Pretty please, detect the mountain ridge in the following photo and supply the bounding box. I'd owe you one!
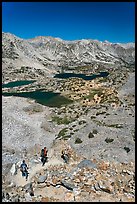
[3,31,134,44]
[2,32,135,83]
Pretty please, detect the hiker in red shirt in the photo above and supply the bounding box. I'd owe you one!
[40,147,48,166]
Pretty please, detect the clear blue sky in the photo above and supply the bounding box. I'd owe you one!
[2,2,135,43]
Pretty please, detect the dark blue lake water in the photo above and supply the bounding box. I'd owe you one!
[2,80,36,88]
[2,90,72,108]
[54,71,109,80]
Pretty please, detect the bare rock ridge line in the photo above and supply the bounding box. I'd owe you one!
[2,32,135,83]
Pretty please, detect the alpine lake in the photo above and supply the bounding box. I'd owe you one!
[2,72,109,108]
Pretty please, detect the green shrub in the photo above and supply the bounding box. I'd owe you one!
[62,135,72,140]
[96,111,106,116]
[74,129,79,132]
[88,132,94,138]
[75,138,82,144]
[92,129,98,134]
[61,116,73,124]
[56,128,68,139]
[91,116,96,119]
[79,120,86,125]
[70,132,74,135]
[107,124,123,128]
[52,116,74,125]
[124,147,130,153]
[105,137,114,143]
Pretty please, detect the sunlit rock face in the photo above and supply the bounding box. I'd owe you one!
[2,32,135,82]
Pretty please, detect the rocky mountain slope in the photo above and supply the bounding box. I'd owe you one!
[2,32,135,202]
[2,32,135,83]
[2,72,135,202]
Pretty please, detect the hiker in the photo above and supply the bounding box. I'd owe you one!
[61,149,69,164]
[20,160,29,181]
[40,147,48,166]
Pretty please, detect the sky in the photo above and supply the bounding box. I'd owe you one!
[2,2,135,43]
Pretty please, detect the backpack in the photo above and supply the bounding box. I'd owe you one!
[21,163,27,172]
[62,153,69,163]
[41,149,45,157]
[44,148,47,157]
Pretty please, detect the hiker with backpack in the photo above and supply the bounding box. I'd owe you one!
[61,149,69,164]
[20,160,29,181]
[40,147,48,166]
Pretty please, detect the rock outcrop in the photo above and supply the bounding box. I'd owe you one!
[2,141,135,202]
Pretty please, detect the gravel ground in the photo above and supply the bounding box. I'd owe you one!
[2,72,135,169]
[2,96,60,166]
[68,72,135,163]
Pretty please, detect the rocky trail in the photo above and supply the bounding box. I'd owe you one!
[12,157,64,187]
[2,139,135,202]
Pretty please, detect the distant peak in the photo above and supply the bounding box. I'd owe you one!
[27,35,64,43]
[2,32,135,45]
[103,40,111,44]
